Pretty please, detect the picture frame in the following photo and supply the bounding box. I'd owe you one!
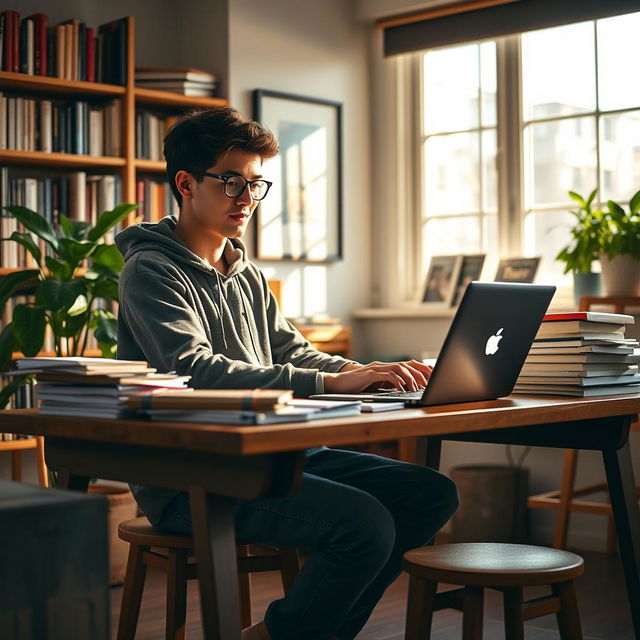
[451,254,486,306]
[494,257,541,283]
[252,89,343,262]
[422,255,462,305]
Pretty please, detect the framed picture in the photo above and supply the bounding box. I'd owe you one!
[451,254,486,306]
[252,89,343,262]
[422,255,462,305]
[494,257,540,283]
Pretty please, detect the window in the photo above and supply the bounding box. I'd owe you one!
[417,12,640,289]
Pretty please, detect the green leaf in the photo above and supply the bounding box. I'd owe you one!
[607,200,626,219]
[58,238,98,267]
[67,294,88,316]
[0,269,40,315]
[94,311,118,345]
[88,203,139,242]
[57,311,88,338]
[38,279,86,312]
[630,190,640,215]
[568,191,586,207]
[59,213,91,241]
[4,205,59,251]
[86,278,119,300]
[98,342,117,358]
[12,304,46,357]
[6,231,42,266]
[0,374,31,410]
[90,243,125,272]
[585,188,598,209]
[45,256,72,280]
[0,323,16,372]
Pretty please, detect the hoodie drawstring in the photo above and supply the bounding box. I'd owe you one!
[237,279,262,361]
[213,269,228,349]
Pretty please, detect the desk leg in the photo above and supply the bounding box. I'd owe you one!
[603,441,640,640]
[416,436,442,470]
[56,469,90,492]
[189,485,241,640]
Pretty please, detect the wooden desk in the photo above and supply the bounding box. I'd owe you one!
[3,395,640,639]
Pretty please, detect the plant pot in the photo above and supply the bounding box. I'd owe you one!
[88,483,138,585]
[599,253,640,295]
[572,271,602,306]
[450,464,529,543]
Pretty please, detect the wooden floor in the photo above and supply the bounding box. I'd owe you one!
[110,548,633,639]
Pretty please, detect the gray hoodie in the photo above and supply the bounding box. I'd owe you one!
[115,215,354,523]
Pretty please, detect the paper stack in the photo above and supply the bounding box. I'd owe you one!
[135,67,218,97]
[514,312,640,397]
[11,357,192,418]
[127,389,362,425]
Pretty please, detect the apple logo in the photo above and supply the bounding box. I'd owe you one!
[485,328,504,355]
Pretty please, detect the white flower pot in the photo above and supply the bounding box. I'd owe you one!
[599,253,640,296]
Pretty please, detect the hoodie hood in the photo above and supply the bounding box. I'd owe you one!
[115,215,248,278]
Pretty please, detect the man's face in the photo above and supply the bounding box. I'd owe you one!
[185,149,264,241]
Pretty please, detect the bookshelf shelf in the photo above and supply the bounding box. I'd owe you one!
[134,159,166,173]
[0,149,126,168]
[0,439,38,451]
[134,87,226,109]
[0,71,126,97]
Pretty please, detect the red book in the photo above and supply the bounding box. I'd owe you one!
[85,26,95,82]
[11,9,19,72]
[2,11,17,72]
[543,312,635,325]
[26,13,47,76]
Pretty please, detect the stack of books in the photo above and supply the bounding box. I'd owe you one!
[127,388,362,425]
[11,357,191,418]
[134,67,218,97]
[514,312,640,397]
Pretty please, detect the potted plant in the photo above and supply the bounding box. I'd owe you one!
[0,203,138,408]
[555,189,603,305]
[598,189,640,295]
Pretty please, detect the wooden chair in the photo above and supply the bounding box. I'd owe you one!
[404,543,584,640]
[528,294,640,554]
[116,517,300,640]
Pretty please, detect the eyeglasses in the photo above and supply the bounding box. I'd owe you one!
[199,172,273,201]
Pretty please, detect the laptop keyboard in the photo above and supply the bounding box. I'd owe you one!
[376,389,424,400]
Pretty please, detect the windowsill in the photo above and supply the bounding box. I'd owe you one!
[352,291,578,320]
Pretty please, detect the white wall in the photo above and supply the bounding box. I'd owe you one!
[228,0,372,322]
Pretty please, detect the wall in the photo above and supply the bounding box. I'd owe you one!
[228,0,372,322]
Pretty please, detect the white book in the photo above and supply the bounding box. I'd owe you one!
[361,402,406,412]
[533,337,638,347]
[520,363,638,374]
[70,171,86,221]
[0,93,6,150]
[536,321,626,338]
[15,97,23,151]
[525,353,640,364]
[7,97,15,149]
[517,374,640,386]
[40,100,52,152]
[513,384,640,397]
[89,108,104,156]
[529,345,635,355]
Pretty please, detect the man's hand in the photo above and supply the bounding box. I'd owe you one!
[323,360,433,393]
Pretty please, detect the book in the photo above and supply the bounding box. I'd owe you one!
[533,338,638,347]
[520,363,638,375]
[135,81,215,97]
[14,356,153,373]
[144,399,362,425]
[516,374,640,386]
[34,371,191,387]
[126,388,294,411]
[360,401,406,412]
[512,384,640,397]
[536,321,626,337]
[529,345,635,355]
[525,353,640,364]
[543,312,635,324]
[135,66,217,83]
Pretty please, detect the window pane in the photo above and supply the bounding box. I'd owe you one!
[600,111,640,202]
[424,132,480,215]
[523,210,574,286]
[424,45,480,134]
[482,129,497,212]
[598,13,640,111]
[481,42,497,127]
[524,117,597,207]
[422,216,482,269]
[522,22,595,120]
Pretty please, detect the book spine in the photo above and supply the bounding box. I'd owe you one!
[26,18,34,75]
[55,24,64,79]
[40,100,52,152]
[46,25,54,76]
[12,10,19,73]
[19,17,26,74]
[85,26,95,82]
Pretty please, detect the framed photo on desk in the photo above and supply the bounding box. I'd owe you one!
[253,89,343,262]
[494,257,540,283]
[422,255,461,305]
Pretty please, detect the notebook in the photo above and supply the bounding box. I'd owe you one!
[312,281,556,407]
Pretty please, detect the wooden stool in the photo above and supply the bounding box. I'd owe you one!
[528,294,640,554]
[404,543,584,640]
[116,517,300,640]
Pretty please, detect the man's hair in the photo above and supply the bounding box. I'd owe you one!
[164,106,279,207]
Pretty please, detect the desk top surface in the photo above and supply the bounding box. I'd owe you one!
[2,394,639,456]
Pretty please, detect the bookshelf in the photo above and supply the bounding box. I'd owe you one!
[0,13,227,476]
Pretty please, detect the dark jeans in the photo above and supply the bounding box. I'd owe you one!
[156,447,459,640]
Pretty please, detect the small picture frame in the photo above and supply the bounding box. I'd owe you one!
[422,255,462,305]
[494,257,540,283]
[451,254,486,306]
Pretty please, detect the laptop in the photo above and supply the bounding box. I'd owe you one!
[312,281,556,407]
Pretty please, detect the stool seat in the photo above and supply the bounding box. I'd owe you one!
[404,543,584,586]
[118,517,194,549]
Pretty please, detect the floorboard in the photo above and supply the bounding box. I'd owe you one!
[109,548,633,639]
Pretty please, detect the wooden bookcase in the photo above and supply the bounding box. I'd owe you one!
[0,14,227,480]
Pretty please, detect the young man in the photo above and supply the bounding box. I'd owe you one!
[116,107,458,640]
